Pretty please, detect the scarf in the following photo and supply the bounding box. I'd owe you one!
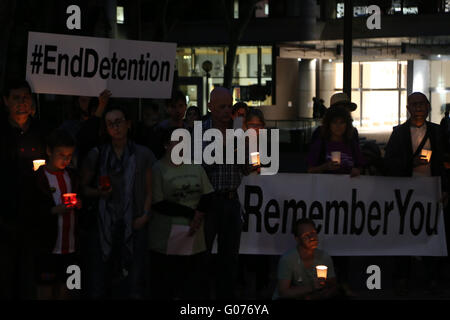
[97,141,136,265]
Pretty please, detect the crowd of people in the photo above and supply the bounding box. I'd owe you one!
[1,78,450,300]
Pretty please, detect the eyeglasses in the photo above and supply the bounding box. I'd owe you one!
[106,118,126,128]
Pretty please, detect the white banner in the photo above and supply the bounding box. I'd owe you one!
[238,174,448,256]
[26,32,176,98]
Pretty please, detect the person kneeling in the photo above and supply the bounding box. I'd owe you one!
[273,218,338,300]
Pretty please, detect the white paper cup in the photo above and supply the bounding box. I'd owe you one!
[316,265,328,279]
[250,152,260,166]
[331,151,341,164]
[33,159,46,171]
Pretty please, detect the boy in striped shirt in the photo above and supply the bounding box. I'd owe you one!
[22,129,82,300]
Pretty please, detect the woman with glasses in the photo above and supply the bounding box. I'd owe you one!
[80,104,155,299]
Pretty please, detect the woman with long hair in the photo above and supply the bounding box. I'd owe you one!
[307,105,365,298]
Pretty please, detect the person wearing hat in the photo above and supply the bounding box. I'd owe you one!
[311,92,358,143]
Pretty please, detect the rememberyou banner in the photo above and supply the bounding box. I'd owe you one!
[26,32,176,98]
[238,174,448,256]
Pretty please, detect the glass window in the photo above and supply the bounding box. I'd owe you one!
[362,61,398,89]
[334,62,360,89]
[351,90,360,123]
[400,90,407,123]
[176,48,193,77]
[362,91,399,128]
[400,61,407,89]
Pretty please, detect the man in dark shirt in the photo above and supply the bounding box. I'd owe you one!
[0,79,47,299]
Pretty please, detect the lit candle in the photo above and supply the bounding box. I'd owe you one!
[316,265,328,280]
[420,149,432,163]
[62,193,78,208]
[331,151,341,164]
[250,152,260,166]
[33,159,46,171]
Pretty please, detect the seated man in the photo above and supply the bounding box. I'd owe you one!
[273,218,338,300]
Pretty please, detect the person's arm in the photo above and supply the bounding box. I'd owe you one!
[384,128,409,176]
[80,149,111,199]
[94,89,111,118]
[277,279,314,299]
[307,138,340,173]
[133,165,152,230]
[304,277,338,300]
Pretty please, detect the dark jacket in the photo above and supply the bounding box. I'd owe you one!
[0,117,47,222]
[384,120,446,187]
[20,166,80,255]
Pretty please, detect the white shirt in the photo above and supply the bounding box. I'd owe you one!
[44,169,76,254]
[410,123,431,177]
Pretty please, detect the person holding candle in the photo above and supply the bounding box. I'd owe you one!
[384,92,447,296]
[306,105,363,297]
[81,104,155,299]
[273,218,338,300]
[148,128,214,299]
[0,79,47,299]
[307,105,364,177]
[20,129,81,300]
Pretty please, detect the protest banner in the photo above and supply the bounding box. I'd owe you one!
[237,174,447,256]
[26,32,176,98]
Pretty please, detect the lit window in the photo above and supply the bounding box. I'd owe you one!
[353,6,368,17]
[337,3,344,18]
[116,6,124,24]
[446,0,450,12]
[403,7,418,15]
[234,0,239,19]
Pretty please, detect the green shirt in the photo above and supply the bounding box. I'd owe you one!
[148,159,214,255]
[273,248,336,300]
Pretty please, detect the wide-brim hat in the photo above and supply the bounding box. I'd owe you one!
[330,92,357,112]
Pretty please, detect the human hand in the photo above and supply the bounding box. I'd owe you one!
[98,89,112,110]
[323,161,340,172]
[75,197,83,210]
[188,210,205,236]
[413,155,429,167]
[133,214,149,230]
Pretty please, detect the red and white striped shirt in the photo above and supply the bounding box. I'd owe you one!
[44,168,76,254]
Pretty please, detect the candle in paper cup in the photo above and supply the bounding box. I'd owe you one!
[33,159,46,171]
[316,265,328,280]
[62,193,78,208]
[331,151,341,164]
[420,149,432,162]
[250,152,260,166]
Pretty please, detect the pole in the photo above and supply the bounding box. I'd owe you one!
[343,0,352,97]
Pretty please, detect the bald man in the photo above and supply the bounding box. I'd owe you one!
[384,92,447,296]
[201,87,245,300]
